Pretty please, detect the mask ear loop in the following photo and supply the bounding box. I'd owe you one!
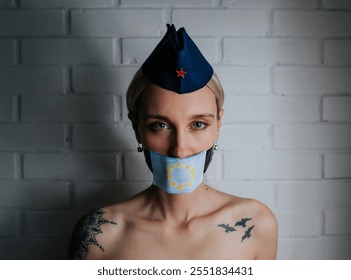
[203,147,213,173]
[204,141,218,173]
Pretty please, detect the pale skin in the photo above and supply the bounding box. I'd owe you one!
[68,84,278,260]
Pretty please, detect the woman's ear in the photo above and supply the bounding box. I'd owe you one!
[216,109,224,139]
[217,109,224,127]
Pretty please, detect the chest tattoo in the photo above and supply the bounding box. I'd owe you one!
[217,217,254,243]
[69,209,117,259]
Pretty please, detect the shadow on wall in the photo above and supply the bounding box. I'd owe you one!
[42,47,148,259]
[0,6,150,260]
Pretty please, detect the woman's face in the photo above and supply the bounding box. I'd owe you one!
[136,83,223,159]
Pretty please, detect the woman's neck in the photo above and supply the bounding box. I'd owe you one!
[146,183,212,226]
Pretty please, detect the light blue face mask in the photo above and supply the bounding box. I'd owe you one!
[149,150,207,194]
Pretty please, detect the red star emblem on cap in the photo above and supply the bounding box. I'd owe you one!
[176,68,187,78]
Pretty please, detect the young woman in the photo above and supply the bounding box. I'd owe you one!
[68,24,278,260]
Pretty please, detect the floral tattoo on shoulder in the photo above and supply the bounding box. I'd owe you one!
[68,209,117,260]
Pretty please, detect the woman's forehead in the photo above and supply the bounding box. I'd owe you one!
[139,83,217,114]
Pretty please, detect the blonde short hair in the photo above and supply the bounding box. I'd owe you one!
[126,69,224,119]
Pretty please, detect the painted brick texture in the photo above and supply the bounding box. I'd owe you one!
[273,11,351,37]
[0,96,13,122]
[0,67,65,95]
[22,39,115,65]
[0,10,65,36]
[0,1,350,260]
[71,10,163,36]
[0,40,15,65]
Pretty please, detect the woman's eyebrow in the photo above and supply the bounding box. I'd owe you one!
[142,114,171,122]
[189,113,215,119]
[143,113,215,121]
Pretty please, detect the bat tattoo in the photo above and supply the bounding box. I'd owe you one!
[235,218,252,227]
[241,225,254,242]
[217,223,237,233]
[68,209,117,260]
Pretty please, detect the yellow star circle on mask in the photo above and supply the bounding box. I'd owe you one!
[167,162,196,189]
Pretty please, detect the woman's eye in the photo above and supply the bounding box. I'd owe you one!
[192,121,207,129]
[150,122,169,130]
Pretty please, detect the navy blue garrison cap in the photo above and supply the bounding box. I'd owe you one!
[141,24,213,94]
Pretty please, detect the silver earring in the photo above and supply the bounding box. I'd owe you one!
[214,142,219,151]
[137,143,143,152]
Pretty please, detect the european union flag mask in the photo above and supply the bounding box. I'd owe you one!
[150,150,206,194]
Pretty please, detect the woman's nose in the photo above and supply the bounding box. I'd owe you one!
[169,130,191,159]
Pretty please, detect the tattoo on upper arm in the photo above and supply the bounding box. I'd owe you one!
[217,217,254,243]
[68,209,117,260]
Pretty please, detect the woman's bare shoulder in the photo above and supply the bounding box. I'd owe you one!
[68,191,146,260]
[224,195,277,234]
[214,190,275,220]
[236,197,278,259]
[67,208,118,260]
[213,191,278,259]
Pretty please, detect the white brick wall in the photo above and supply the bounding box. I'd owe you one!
[214,66,270,93]
[0,10,65,36]
[224,96,320,122]
[0,210,19,237]
[323,97,351,121]
[325,210,351,235]
[0,67,65,94]
[73,124,136,150]
[72,66,137,93]
[324,40,351,65]
[0,124,64,151]
[322,0,351,9]
[0,40,14,65]
[173,9,268,36]
[220,124,270,150]
[324,154,351,178]
[73,181,145,209]
[23,154,118,180]
[223,38,320,65]
[22,39,115,65]
[0,0,350,260]
[0,0,13,8]
[0,96,13,122]
[222,0,316,8]
[0,154,14,179]
[21,0,115,8]
[273,11,351,37]
[121,0,216,7]
[0,181,69,209]
[223,153,322,180]
[277,180,351,209]
[22,96,117,122]
[276,210,322,237]
[274,124,351,149]
[274,67,351,95]
[71,10,163,36]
